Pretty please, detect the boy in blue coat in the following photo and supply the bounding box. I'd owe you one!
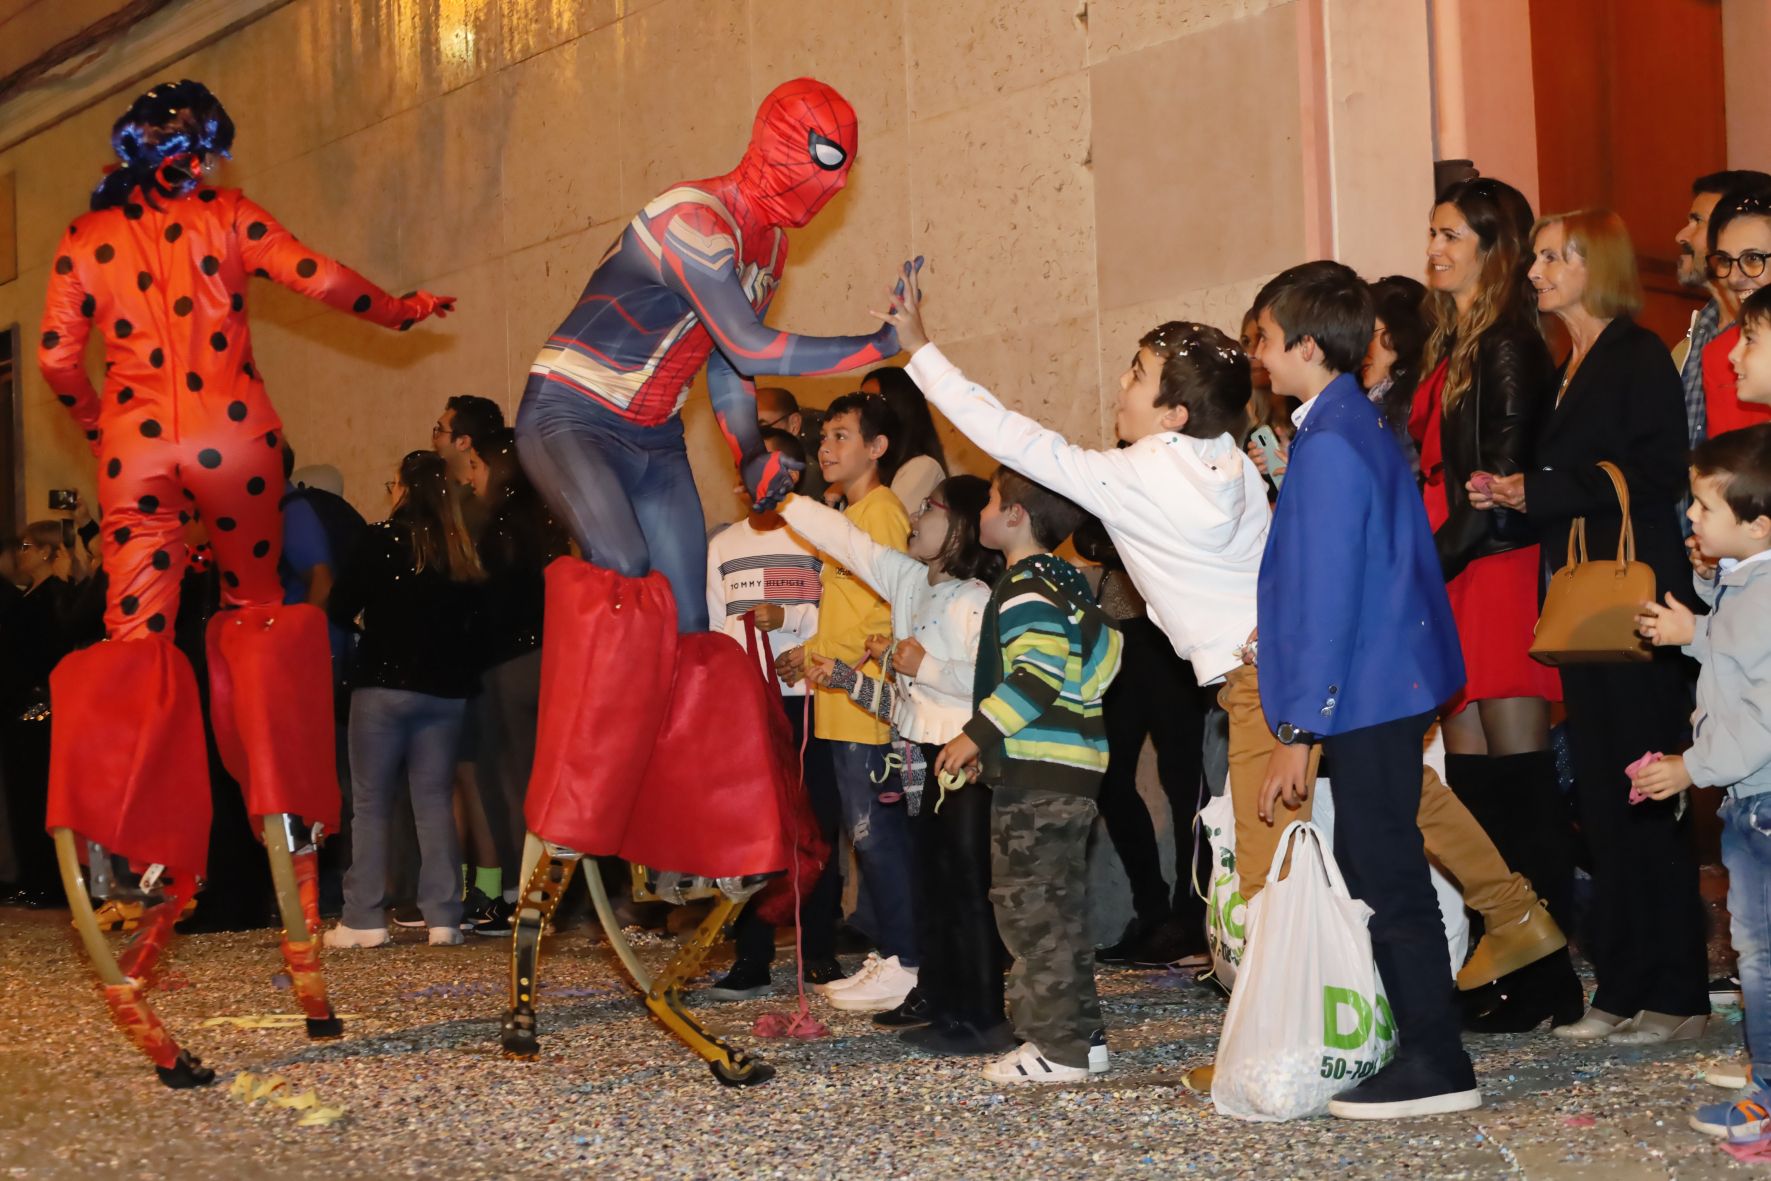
[1250,261,1476,1119]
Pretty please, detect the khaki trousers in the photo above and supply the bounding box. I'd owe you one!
[1218,665,1534,925]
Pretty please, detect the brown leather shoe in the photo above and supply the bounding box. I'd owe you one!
[1456,902,1567,990]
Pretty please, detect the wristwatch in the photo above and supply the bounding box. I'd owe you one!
[1276,722,1318,746]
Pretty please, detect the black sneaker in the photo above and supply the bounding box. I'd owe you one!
[391,904,425,928]
[872,986,932,1027]
[803,957,846,985]
[704,960,773,1001]
[472,897,515,937]
[1326,1055,1481,1120]
[460,887,494,930]
[1128,916,1211,970]
[900,1018,1016,1056]
[1096,917,1157,965]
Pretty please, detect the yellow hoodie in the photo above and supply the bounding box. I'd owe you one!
[802,485,908,743]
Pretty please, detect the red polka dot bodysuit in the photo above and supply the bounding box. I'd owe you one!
[37,176,450,1086]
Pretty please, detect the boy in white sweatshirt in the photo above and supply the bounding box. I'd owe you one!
[876,264,1563,1027]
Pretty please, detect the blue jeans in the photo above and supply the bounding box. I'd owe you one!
[343,688,467,930]
[829,740,918,967]
[515,374,708,632]
[1723,793,1771,1073]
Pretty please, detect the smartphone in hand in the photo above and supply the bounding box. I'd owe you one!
[1249,425,1286,490]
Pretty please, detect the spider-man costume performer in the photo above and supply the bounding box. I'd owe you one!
[37,81,453,1087]
[503,79,894,1082]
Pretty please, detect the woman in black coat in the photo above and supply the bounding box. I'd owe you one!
[1470,209,1709,1044]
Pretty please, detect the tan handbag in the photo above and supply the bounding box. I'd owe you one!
[1529,461,1655,665]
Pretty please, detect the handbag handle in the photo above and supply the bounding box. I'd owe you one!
[1565,460,1637,571]
[1264,820,1351,900]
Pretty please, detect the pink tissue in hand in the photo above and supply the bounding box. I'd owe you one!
[753,1008,830,1039]
[1471,472,1495,496]
[1625,751,1664,803]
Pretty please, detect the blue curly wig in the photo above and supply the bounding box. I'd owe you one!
[91,80,234,211]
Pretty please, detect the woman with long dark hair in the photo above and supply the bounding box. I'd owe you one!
[328,451,485,949]
[461,428,569,934]
[1365,274,1430,461]
[863,366,949,513]
[1414,178,1576,1031]
[1471,210,1710,1044]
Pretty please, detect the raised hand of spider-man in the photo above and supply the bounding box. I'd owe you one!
[742,443,804,513]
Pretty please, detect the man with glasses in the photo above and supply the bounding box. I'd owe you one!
[1700,181,1771,441]
[432,395,505,488]
[756,386,827,503]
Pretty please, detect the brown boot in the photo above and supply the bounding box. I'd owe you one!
[1456,901,1566,990]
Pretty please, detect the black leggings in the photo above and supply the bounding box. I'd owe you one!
[911,742,1006,1027]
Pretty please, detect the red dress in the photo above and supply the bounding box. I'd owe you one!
[1410,361,1562,714]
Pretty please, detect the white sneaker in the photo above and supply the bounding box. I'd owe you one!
[816,952,883,995]
[983,1041,1092,1085]
[323,924,388,949]
[428,926,464,946]
[826,956,917,1011]
[1089,1029,1110,1074]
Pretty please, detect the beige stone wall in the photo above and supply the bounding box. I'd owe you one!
[1,0,1435,527]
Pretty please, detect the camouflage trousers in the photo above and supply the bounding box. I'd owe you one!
[989,785,1103,1070]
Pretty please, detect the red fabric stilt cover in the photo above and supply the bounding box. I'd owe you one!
[46,636,212,881]
[205,603,340,831]
[524,558,679,852]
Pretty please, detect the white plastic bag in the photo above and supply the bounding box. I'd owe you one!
[1196,726,1469,991]
[1211,821,1396,1122]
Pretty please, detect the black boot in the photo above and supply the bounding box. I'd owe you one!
[1462,947,1586,1033]
[1489,750,1575,929]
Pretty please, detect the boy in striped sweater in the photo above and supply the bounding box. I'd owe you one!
[936,467,1123,1084]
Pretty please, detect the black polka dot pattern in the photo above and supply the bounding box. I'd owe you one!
[124,203,143,220]
[252,540,271,558]
[55,256,72,275]
[353,295,372,313]
[80,295,95,318]
[210,332,228,352]
[149,348,164,369]
[264,431,279,448]
[296,258,318,278]
[216,516,237,531]
[147,613,166,633]
[140,420,162,438]
[224,571,239,588]
[246,476,266,495]
[174,296,194,316]
[115,319,133,337]
[95,244,115,264]
[56,393,76,407]
[136,272,152,292]
[201,256,220,275]
[186,372,204,392]
[198,448,222,469]
[41,330,59,349]
[231,293,244,313]
[243,362,258,381]
[228,401,248,421]
[152,550,171,570]
[399,318,416,332]
[164,224,183,243]
[138,495,159,513]
[114,527,131,545]
[254,267,270,279]
[200,189,217,202]
[121,595,140,614]
[117,388,134,404]
[106,458,121,478]
[247,222,267,241]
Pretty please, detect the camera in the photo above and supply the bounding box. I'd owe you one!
[48,488,78,512]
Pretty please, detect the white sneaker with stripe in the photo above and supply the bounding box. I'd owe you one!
[983,1042,1092,1085]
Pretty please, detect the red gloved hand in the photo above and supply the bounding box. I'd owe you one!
[399,292,457,328]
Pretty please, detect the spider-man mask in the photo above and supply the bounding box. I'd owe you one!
[734,78,859,230]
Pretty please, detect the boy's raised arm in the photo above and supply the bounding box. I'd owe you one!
[906,344,1123,519]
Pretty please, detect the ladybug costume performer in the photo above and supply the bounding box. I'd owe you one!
[505,79,895,1082]
[38,81,453,1088]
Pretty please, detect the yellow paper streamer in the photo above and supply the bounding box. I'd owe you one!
[228,1071,346,1127]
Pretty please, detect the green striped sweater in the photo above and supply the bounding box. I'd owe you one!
[963,554,1124,796]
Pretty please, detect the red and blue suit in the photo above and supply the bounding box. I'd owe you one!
[515,79,891,890]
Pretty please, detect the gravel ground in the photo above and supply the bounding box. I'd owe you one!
[0,907,1759,1181]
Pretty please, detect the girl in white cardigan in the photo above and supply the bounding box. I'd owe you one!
[782,476,1010,1051]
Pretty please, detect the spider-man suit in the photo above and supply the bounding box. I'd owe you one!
[515,76,897,633]
[37,80,451,1085]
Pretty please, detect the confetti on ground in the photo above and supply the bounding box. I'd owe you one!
[200,1013,366,1030]
[228,1071,346,1127]
[0,907,1761,1179]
